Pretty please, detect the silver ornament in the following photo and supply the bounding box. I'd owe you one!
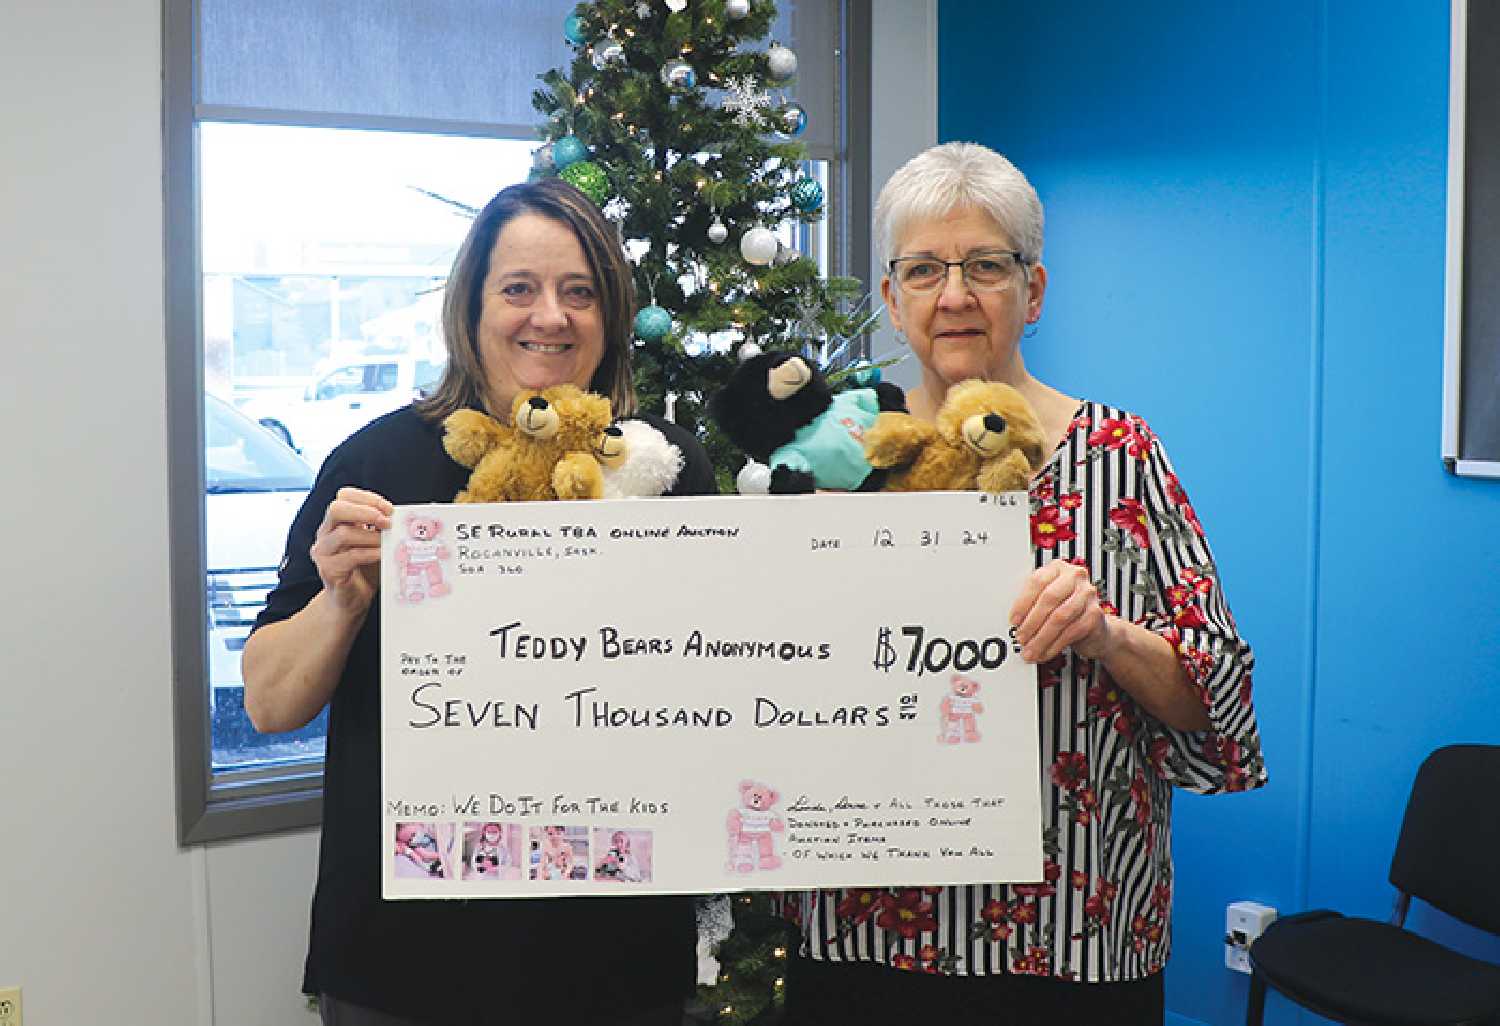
[772,240,799,266]
[592,41,625,70]
[726,0,751,17]
[531,142,555,171]
[707,219,728,244]
[636,1,652,17]
[776,103,808,138]
[660,59,697,89]
[766,44,797,81]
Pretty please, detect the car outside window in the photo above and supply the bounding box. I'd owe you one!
[316,365,365,401]
[370,362,399,392]
[203,395,326,771]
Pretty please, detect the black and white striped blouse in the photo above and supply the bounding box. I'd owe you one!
[788,401,1268,982]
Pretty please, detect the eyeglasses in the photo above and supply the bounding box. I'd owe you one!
[887,250,1027,294]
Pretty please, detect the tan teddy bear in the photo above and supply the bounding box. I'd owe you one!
[862,379,1046,493]
[442,384,620,502]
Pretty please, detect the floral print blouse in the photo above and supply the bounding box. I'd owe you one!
[785,402,1268,982]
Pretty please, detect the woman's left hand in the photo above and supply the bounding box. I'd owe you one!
[1009,561,1113,664]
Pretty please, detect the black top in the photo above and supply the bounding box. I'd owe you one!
[253,405,717,1022]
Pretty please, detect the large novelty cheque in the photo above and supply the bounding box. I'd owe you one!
[381,491,1041,898]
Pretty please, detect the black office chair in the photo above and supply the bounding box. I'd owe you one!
[1247,744,1500,1026]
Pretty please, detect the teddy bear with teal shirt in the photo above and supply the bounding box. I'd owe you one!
[710,351,907,493]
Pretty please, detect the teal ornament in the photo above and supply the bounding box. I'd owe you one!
[552,135,588,168]
[848,360,881,387]
[790,176,823,212]
[563,13,587,44]
[634,305,672,340]
[559,160,610,205]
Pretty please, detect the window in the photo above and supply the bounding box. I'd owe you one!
[168,0,866,843]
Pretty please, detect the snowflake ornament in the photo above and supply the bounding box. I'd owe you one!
[722,75,773,127]
[790,288,824,343]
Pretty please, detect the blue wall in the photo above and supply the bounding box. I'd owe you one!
[937,2,1500,1023]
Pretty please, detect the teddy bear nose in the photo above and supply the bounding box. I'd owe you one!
[528,397,550,411]
[982,413,1008,434]
[604,426,622,438]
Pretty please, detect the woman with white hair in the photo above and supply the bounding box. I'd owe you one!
[781,142,1267,1023]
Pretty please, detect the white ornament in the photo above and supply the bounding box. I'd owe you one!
[708,219,728,244]
[722,75,773,126]
[740,226,778,265]
[736,460,772,495]
[726,0,751,17]
[665,0,687,11]
[636,1,652,16]
[738,340,763,361]
[766,44,798,81]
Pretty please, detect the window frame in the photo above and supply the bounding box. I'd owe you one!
[167,0,872,844]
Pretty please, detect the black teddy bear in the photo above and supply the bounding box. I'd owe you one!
[709,351,907,493]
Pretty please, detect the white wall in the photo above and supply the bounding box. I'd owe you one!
[0,4,933,1023]
[0,0,318,1023]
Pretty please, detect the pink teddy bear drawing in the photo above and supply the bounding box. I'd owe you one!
[395,514,450,603]
[726,780,785,873]
[939,674,984,744]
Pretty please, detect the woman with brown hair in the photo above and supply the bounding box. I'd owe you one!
[243,178,715,1026]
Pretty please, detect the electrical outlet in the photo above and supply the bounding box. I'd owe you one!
[1225,901,1277,973]
[0,985,22,1026]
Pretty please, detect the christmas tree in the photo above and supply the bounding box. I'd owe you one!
[689,892,798,1025]
[531,0,880,489]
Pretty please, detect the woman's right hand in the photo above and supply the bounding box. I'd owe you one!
[310,486,394,617]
